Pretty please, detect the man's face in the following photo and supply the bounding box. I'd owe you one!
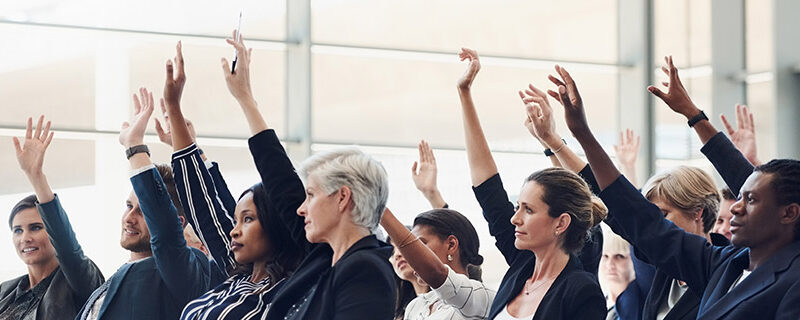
[120,191,152,253]
[729,172,786,248]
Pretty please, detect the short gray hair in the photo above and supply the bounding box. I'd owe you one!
[298,147,389,231]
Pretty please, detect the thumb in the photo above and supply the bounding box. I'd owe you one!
[557,86,573,109]
[411,161,418,175]
[121,122,130,130]
[12,137,22,154]
[647,86,667,100]
[221,58,231,76]
[155,119,165,135]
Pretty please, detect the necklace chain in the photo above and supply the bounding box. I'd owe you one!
[524,277,550,295]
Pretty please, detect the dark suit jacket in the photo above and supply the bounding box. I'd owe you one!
[472,173,606,320]
[246,130,396,320]
[0,195,104,320]
[76,167,212,319]
[599,131,800,320]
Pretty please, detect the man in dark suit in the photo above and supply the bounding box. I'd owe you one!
[76,85,213,320]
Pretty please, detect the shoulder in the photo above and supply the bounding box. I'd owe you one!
[336,247,393,278]
[556,269,603,297]
[0,275,25,295]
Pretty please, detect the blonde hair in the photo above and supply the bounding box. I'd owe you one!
[601,225,631,256]
[642,166,720,233]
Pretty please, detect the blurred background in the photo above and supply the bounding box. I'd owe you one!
[0,0,798,290]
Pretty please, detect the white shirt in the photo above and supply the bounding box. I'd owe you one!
[728,269,752,293]
[404,266,496,320]
[494,305,530,320]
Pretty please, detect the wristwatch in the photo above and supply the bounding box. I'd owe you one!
[125,145,150,159]
[687,110,708,127]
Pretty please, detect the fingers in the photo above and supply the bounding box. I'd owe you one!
[556,85,573,109]
[547,74,566,88]
[221,58,231,77]
[166,59,174,82]
[155,118,165,135]
[41,120,51,142]
[417,140,425,163]
[411,161,418,175]
[133,93,142,115]
[720,114,735,135]
[618,130,624,144]
[546,89,560,102]
[34,115,44,140]
[25,117,33,139]
[44,131,54,148]
[12,137,22,154]
[647,86,667,100]
[635,135,641,149]
[555,65,581,102]
[175,41,185,80]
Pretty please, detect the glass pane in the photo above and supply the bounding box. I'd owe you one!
[653,0,710,67]
[312,53,618,151]
[0,0,286,39]
[653,76,710,160]
[746,81,775,160]
[312,0,618,63]
[0,137,95,195]
[746,0,773,72]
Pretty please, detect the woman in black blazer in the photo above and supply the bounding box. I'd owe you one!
[456,48,606,320]
[222,35,396,320]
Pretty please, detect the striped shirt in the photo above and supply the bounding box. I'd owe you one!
[180,274,284,320]
[404,266,496,320]
[172,144,281,320]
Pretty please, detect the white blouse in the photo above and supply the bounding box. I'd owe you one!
[404,266,496,320]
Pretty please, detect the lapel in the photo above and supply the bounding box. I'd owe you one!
[699,241,800,319]
[95,261,136,319]
[662,285,700,320]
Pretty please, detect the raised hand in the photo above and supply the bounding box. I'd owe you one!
[613,129,640,170]
[547,65,590,138]
[647,56,701,119]
[154,99,197,147]
[457,48,481,91]
[13,116,54,176]
[120,87,155,149]
[163,41,186,111]
[721,104,760,166]
[613,129,641,187]
[520,84,560,148]
[411,140,447,209]
[221,30,254,103]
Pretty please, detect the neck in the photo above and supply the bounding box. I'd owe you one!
[748,234,795,270]
[251,259,270,282]
[26,257,59,290]
[327,223,371,266]
[129,250,153,262]
[607,281,628,303]
[412,281,430,295]
[531,245,570,281]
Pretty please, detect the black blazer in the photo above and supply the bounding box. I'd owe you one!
[472,173,606,320]
[600,132,800,319]
[247,130,396,320]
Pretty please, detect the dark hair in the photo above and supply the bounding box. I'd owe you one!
[9,194,38,229]
[413,209,484,281]
[386,231,421,320]
[234,183,305,281]
[753,159,800,239]
[155,163,186,225]
[525,167,607,253]
[720,187,736,201]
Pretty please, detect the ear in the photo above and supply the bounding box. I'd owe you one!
[780,203,800,227]
[178,216,186,227]
[556,213,572,234]
[693,208,704,222]
[446,234,459,255]
[336,185,353,213]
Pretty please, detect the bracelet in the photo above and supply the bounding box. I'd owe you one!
[551,139,567,154]
[397,232,415,248]
[399,237,420,249]
[544,148,555,157]
[125,145,150,160]
[687,110,708,127]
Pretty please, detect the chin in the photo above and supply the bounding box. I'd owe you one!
[513,239,529,251]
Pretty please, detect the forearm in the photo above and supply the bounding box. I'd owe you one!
[381,210,448,288]
[421,189,447,209]
[167,104,194,151]
[541,135,587,173]
[458,88,498,186]
[238,97,268,135]
[574,131,620,191]
[547,154,562,167]
[24,172,55,203]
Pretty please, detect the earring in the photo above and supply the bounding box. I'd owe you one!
[555,230,559,236]
[447,254,453,262]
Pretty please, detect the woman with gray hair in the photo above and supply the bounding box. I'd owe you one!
[224,35,396,320]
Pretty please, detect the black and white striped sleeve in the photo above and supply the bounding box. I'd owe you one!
[432,266,496,319]
[172,143,238,276]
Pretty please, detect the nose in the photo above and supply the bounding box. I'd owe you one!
[230,223,241,239]
[510,208,522,227]
[730,198,745,216]
[297,201,307,217]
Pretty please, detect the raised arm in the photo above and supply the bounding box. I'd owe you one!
[13,116,104,304]
[120,87,211,303]
[554,65,724,291]
[457,48,497,187]
[613,129,641,188]
[520,83,587,173]
[222,34,309,249]
[158,41,237,277]
[648,56,754,196]
[720,104,761,166]
[381,208,448,287]
[520,91,561,168]
[411,140,447,209]
[222,30,267,135]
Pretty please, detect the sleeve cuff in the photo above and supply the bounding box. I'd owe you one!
[472,173,502,195]
[172,143,199,160]
[699,132,728,157]
[129,164,156,178]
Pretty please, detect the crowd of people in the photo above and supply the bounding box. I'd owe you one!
[2,31,799,320]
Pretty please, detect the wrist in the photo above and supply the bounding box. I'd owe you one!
[457,86,471,93]
[680,103,701,120]
[542,135,563,149]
